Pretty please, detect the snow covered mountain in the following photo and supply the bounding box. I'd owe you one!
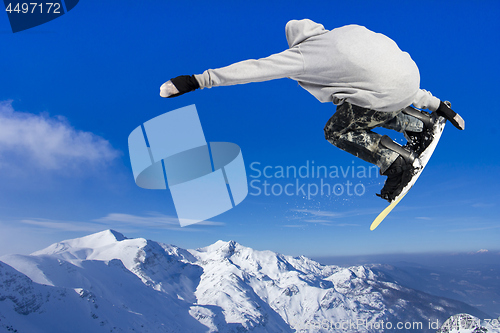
[436,313,500,333]
[0,230,493,332]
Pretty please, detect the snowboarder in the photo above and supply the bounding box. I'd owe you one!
[159,19,464,202]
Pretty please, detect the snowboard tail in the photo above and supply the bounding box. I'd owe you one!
[370,193,407,231]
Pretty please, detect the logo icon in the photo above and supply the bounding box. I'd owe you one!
[128,105,248,226]
[4,0,79,33]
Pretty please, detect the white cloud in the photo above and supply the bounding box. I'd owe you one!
[297,219,359,227]
[14,213,224,236]
[95,213,180,227]
[20,218,105,232]
[471,202,496,208]
[449,225,500,232]
[0,100,119,170]
[289,208,365,227]
[303,219,335,223]
[291,207,377,219]
[334,223,360,227]
[95,213,225,228]
[292,209,343,218]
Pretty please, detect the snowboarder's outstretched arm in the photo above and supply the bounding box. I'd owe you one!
[159,48,304,98]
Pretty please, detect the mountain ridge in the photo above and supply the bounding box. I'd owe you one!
[0,229,493,333]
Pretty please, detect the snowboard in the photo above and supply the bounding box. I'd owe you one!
[370,114,447,231]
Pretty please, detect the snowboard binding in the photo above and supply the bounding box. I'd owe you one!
[402,107,436,155]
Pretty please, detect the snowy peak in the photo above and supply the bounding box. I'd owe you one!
[104,229,127,241]
[192,239,335,280]
[195,240,238,256]
[32,229,127,257]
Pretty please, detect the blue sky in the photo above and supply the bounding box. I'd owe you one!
[0,1,499,257]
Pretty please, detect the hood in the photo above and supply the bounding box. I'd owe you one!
[285,19,328,48]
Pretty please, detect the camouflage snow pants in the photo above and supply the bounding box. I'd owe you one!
[324,102,423,174]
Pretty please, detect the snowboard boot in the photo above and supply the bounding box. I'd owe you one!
[436,101,465,130]
[376,135,417,202]
[377,155,415,202]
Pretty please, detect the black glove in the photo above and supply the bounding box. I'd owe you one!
[436,101,465,130]
[159,75,200,98]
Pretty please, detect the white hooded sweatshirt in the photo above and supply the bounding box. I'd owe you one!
[194,19,440,112]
